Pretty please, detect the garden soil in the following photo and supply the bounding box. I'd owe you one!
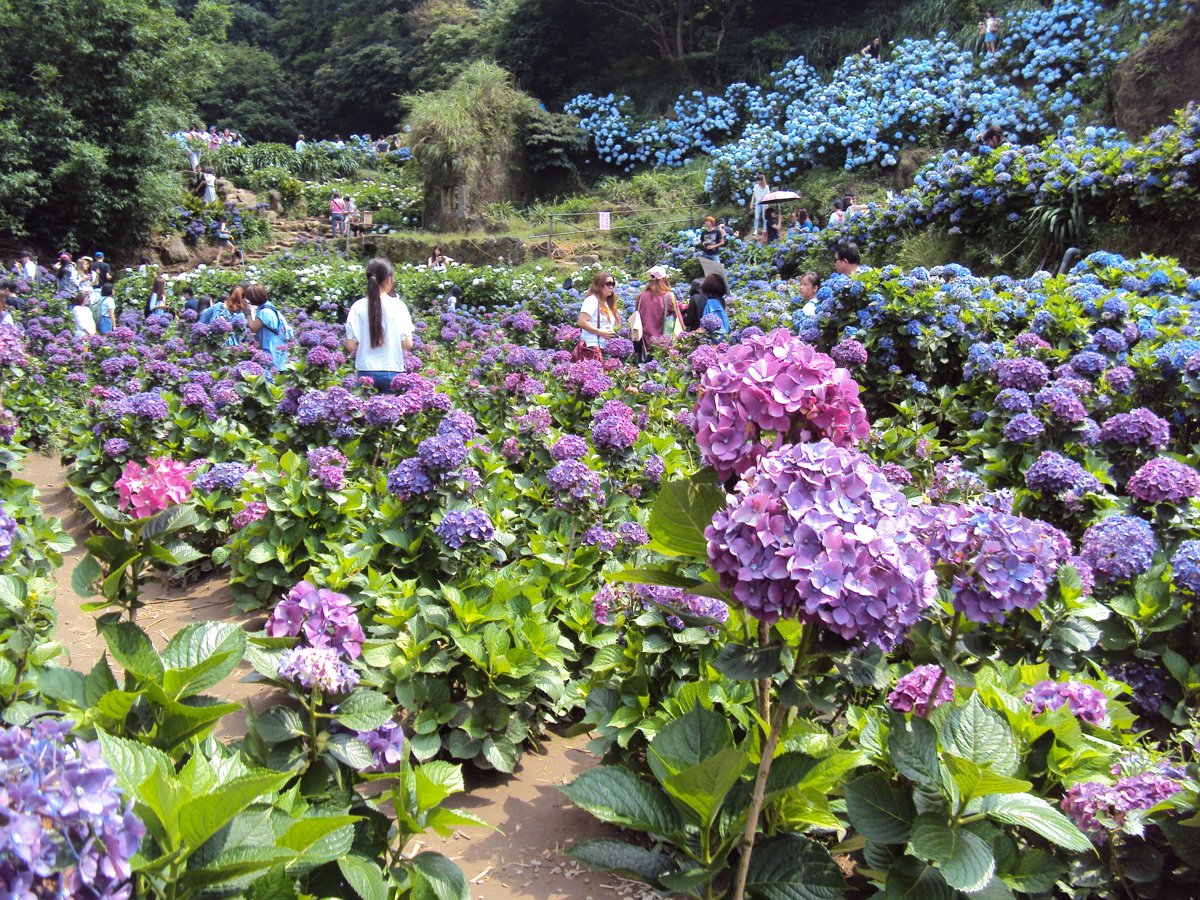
[25,453,649,900]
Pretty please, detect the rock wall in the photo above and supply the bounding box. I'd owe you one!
[361,235,527,267]
[1112,14,1200,139]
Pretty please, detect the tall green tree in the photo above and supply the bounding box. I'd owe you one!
[0,0,221,253]
[199,42,312,141]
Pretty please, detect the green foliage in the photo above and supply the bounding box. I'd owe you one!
[198,42,312,143]
[0,0,219,252]
[520,107,589,175]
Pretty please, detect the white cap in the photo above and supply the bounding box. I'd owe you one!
[646,265,668,280]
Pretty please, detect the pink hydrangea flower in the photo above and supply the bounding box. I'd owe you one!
[115,457,193,519]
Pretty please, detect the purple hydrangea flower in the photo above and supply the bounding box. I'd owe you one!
[1025,451,1101,496]
[914,503,1069,623]
[193,461,250,493]
[0,719,145,898]
[582,526,618,551]
[0,504,15,565]
[1070,351,1108,378]
[888,665,955,717]
[1080,515,1156,582]
[994,357,1050,392]
[831,339,868,367]
[643,454,665,484]
[435,508,495,549]
[591,401,640,454]
[1099,408,1170,448]
[355,720,406,773]
[1105,366,1135,393]
[1063,770,1182,844]
[387,458,434,501]
[1004,413,1044,443]
[706,440,935,646]
[1025,680,1109,725]
[550,435,589,461]
[633,584,729,623]
[1125,458,1200,504]
[995,389,1032,412]
[266,580,364,658]
[1171,540,1200,594]
[103,438,130,458]
[617,521,649,545]
[306,447,347,492]
[277,646,359,694]
[1035,385,1087,423]
[231,501,268,529]
[417,433,469,475]
[546,460,605,512]
[694,329,870,480]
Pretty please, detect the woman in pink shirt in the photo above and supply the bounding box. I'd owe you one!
[634,265,681,363]
[330,192,347,237]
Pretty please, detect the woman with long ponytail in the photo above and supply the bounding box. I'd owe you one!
[345,257,413,391]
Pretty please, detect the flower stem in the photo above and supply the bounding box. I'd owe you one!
[756,621,770,723]
[929,610,962,702]
[731,697,789,900]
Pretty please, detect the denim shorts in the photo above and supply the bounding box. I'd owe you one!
[357,370,400,391]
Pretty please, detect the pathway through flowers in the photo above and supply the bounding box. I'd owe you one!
[27,452,649,898]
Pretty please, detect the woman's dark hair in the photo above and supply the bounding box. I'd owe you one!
[834,241,862,265]
[365,257,394,349]
[799,271,821,290]
[74,290,89,307]
[151,275,165,297]
[701,274,728,297]
[244,284,267,306]
[197,297,212,314]
[798,207,812,222]
[101,283,113,297]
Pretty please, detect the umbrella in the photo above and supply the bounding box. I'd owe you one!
[758,190,802,204]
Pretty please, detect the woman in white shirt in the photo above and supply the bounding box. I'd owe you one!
[71,291,96,337]
[345,257,413,391]
[575,271,621,361]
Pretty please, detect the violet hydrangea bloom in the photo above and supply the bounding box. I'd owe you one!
[546,460,606,512]
[694,329,870,480]
[706,439,935,646]
[591,401,640,454]
[582,526,618,551]
[993,357,1050,392]
[277,646,359,695]
[888,664,955,717]
[0,503,15,566]
[913,503,1069,623]
[1024,680,1109,725]
[0,719,145,899]
[355,720,407,773]
[435,508,495,549]
[1063,770,1182,844]
[266,580,364,659]
[1080,515,1156,582]
[1172,540,1200,594]
[232,501,268,529]
[1003,413,1044,443]
[550,435,588,461]
[306,447,347,492]
[1025,451,1101,496]
[1125,457,1200,504]
[0,407,15,442]
[831,339,868,367]
[193,461,250,493]
[1098,408,1170,449]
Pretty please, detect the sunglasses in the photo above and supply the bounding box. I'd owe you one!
[604,281,615,287]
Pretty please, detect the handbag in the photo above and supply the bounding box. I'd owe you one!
[571,341,602,363]
[629,309,643,342]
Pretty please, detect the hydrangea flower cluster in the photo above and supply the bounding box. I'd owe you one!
[0,718,145,899]
[387,412,475,501]
[1024,680,1109,725]
[591,401,640,454]
[277,646,359,695]
[354,720,407,773]
[232,501,267,530]
[1125,457,1200,504]
[115,457,193,518]
[0,503,15,566]
[265,579,364,659]
[694,329,870,480]
[830,339,868,367]
[1025,451,1100,497]
[1063,768,1182,844]
[1080,515,1157,582]
[913,503,1069,623]
[706,440,935,646]
[634,584,730,625]
[1171,540,1200,594]
[994,357,1050,392]
[0,407,15,442]
[192,461,250,493]
[546,460,606,512]
[549,435,588,461]
[887,664,955,717]
[435,507,495,549]
[1098,408,1170,448]
[306,446,347,491]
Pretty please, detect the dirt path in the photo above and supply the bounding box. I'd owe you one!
[23,453,641,899]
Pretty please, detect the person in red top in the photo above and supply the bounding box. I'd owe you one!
[634,266,682,364]
[330,192,347,237]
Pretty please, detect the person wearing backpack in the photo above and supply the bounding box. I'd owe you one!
[94,284,116,334]
[246,283,291,370]
[146,275,168,316]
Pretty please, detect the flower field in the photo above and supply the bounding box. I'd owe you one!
[4,216,1200,896]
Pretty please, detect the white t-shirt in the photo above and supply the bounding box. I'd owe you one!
[580,293,617,348]
[345,293,413,373]
[21,260,36,280]
[72,305,96,337]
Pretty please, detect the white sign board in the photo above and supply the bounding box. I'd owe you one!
[598,211,611,231]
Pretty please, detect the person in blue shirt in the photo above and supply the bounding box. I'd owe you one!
[246,283,290,370]
[699,273,731,334]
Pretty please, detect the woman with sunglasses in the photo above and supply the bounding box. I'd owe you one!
[575,272,621,361]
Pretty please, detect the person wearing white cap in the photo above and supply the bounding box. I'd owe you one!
[634,266,681,363]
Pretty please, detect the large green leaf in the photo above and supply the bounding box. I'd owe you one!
[37,667,87,706]
[942,694,1018,776]
[943,755,1032,803]
[339,853,387,900]
[568,839,678,883]
[410,851,470,900]
[179,773,291,851]
[98,731,173,799]
[908,814,995,893]
[1002,849,1067,893]
[646,474,726,560]
[713,642,783,681]
[889,714,941,792]
[649,703,734,781]
[277,815,361,855]
[102,621,164,680]
[161,621,246,698]
[561,767,685,837]
[414,761,466,809]
[180,846,297,891]
[142,503,199,540]
[152,693,242,750]
[745,833,848,899]
[984,794,1094,853]
[663,746,748,828]
[331,689,394,732]
[844,773,916,844]
[71,553,103,597]
[885,855,955,900]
